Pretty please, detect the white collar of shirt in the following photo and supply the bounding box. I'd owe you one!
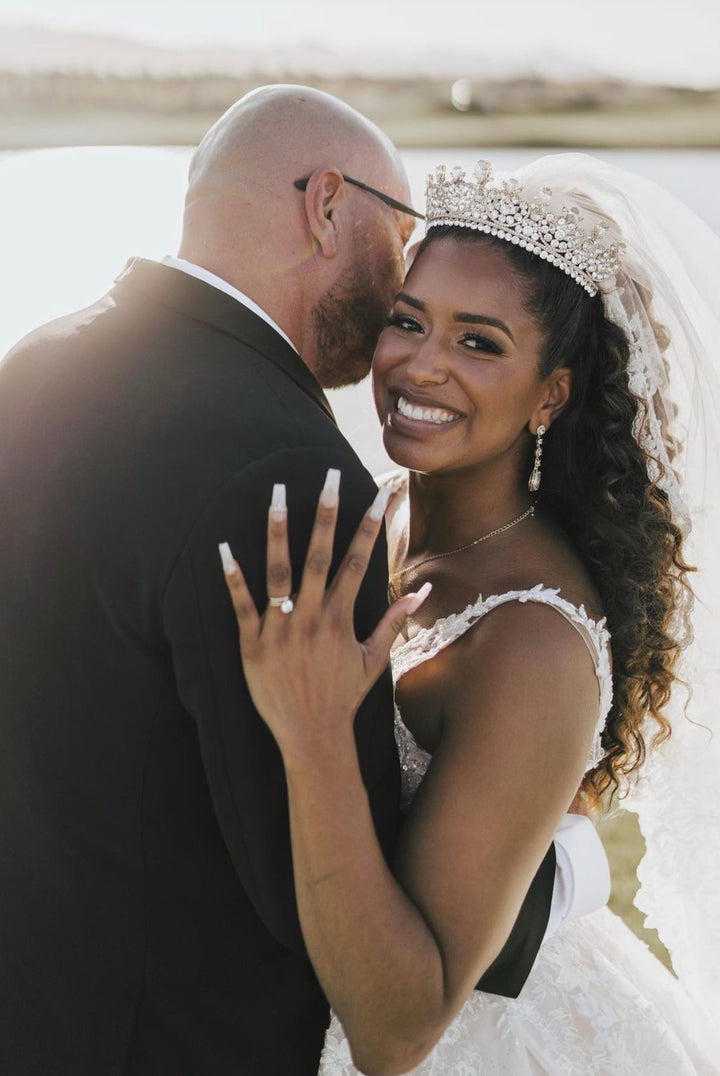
[161,256,299,355]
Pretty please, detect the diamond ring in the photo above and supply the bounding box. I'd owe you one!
[268,595,294,615]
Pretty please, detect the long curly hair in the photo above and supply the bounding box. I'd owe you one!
[417,227,693,804]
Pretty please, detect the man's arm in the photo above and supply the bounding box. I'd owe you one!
[546,813,612,935]
[476,813,610,996]
[474,843,555,997]
[162,446,399,953]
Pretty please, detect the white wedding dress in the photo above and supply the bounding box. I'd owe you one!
[318,585,720,1075]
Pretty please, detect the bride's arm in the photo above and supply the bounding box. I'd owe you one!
[220,480,600,1076]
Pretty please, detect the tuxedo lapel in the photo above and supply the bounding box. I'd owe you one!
[111,257,336,424]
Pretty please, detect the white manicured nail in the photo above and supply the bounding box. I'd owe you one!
[320,468,341,508]
[218,542,237,575]
[405,581,432,614]
[270,483,287,520]
[368,484,392,521]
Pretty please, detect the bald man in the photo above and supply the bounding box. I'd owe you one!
[0,86,563,1075]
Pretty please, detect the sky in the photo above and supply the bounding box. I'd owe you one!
[0,0,719,85]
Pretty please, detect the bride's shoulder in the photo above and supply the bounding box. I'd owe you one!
[492,518,603,623]
[489,570,603,626]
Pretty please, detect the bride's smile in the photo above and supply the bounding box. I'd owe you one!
[372,238,565,482]
[393,391,464,427]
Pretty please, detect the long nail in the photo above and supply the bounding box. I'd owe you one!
[320,468,341,509]
[405,581,432,614]
[218,542,238,575]
[270,483,287,521]
[368,484,392,521]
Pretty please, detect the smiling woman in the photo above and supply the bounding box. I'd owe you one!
[377,219,685,811]
[220,155,720,1074]
[373,239,568,485]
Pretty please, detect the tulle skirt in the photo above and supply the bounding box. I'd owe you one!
[318,907,720,1075]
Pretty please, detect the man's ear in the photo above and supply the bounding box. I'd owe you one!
[300,169,344,259]
[404,239,422,270]
[531,367,572,431]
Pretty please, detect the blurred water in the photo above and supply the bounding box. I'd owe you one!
[1,145,718,473]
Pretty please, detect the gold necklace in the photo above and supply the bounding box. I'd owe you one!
[392,503,536,580]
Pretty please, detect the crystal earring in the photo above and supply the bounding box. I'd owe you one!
[528,424,546,492]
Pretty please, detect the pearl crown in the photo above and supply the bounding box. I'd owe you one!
[425,162,625,296]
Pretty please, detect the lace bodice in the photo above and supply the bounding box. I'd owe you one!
[391,585,612,810]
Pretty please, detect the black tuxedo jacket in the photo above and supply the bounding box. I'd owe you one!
[0,259,554,1075]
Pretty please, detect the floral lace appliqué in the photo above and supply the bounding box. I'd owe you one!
[392,584,612,780]
[319,908,715,1075]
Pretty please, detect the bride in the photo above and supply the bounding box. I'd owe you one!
[219,155,720,1074]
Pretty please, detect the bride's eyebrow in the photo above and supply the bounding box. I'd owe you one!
[395,292,424,310]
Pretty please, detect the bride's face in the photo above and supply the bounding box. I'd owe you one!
[372,237,553,478]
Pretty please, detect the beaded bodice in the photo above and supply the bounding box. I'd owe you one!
[391,584,612,811]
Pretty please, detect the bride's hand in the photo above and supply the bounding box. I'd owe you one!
[218,469,431,757]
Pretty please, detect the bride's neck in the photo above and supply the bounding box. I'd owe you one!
[405,468,531,558]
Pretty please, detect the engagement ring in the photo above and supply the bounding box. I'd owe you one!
[269,595,294,614]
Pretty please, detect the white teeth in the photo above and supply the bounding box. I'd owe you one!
[396,395,457,425]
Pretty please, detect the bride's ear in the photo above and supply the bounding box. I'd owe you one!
[531,367,572,432]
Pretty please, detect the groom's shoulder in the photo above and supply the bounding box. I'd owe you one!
[0,295,118,427]
[0,286,327,444]
[1,293,115,368]
[0,280,373,499]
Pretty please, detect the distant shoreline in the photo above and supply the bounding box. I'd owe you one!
[2,101,719,151]
[2,102,720,150]
[1,72,719,150]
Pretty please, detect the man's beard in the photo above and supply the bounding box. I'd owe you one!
[312,262,396,389]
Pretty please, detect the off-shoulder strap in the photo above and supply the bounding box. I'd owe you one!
[391,585,612,773]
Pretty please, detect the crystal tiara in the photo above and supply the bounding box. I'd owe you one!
[424,162,625,296]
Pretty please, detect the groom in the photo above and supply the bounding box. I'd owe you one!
[0,86,606,1075]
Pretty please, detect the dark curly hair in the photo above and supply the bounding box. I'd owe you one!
[416,226,693,804]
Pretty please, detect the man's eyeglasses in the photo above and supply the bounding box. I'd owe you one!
[294,174,425,221]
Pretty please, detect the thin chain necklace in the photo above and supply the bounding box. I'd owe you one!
[392,503,536,580]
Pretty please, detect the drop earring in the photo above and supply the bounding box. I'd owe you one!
[528,424,546,492]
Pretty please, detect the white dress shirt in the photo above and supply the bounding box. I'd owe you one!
[161,254,612,937]
[545,813,611,935]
